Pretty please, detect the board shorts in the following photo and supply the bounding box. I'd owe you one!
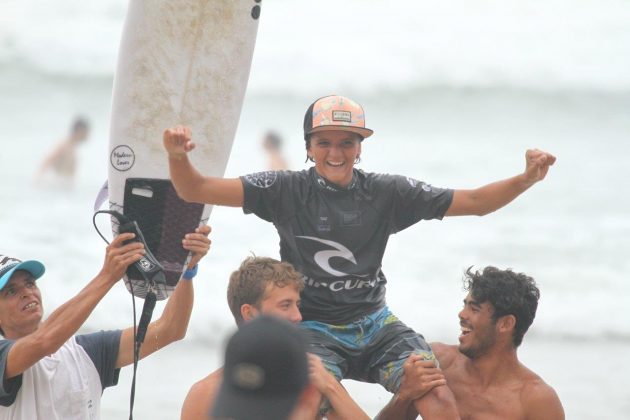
[301,306,437,394]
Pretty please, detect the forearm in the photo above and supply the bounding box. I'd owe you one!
[447,174,534,216]
[168,155,243,206]
[139,279,194,357]
[375,393,415,420]
[37,273,113,347]
[168,154,208,203]
[323,377,370,420]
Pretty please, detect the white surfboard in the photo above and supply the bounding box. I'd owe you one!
[108,0,261,299]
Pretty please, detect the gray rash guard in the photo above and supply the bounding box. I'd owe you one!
[242,167,453,324]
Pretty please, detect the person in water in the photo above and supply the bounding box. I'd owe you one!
[36,116,90,186]
[163,95,556,419]
[262,130,289,171]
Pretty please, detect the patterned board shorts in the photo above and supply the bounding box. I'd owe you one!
[301,306,437,394]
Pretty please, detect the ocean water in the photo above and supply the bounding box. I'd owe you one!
[1,1,629,419]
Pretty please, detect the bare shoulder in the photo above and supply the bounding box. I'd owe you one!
[430,342,460,369]
[181,369,223,420]
[520,370,565,420]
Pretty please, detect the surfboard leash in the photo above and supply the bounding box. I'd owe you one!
[92,210,162,420]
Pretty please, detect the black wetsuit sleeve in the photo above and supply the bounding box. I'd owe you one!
[388,175,454,232]
[241,171,290,223]
[76,330,122,390]
[0,340,22,406]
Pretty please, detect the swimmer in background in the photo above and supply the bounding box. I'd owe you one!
[35,116,90,187]
[262,130,289,171]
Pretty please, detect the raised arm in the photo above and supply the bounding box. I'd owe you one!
[5,233,144,379]
[163,126,244,207]
[308,354,370,420]
[445,149,556,216]
[116,224,211,368]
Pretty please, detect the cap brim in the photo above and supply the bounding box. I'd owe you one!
[0,260,45,290]
[307,125,373,139]
[211,382,300,420]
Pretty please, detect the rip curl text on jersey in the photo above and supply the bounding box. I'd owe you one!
[241,168,453,324]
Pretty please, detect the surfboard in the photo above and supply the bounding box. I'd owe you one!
[108,0,261,300]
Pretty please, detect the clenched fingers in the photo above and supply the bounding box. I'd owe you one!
[102,233,145,281]
[184,225,212,268]
[163,125,195,156]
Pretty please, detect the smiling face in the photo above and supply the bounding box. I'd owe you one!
[0,271,43,339]
[457,293,498,359]
[307,131,362,188]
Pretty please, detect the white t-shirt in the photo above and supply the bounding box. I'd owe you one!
[0,331,121,420]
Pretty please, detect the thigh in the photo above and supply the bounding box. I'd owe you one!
[301,322,350,381]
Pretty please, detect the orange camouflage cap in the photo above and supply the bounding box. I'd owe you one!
[303,95,374,140]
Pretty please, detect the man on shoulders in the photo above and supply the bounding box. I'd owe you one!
[377,266,565,420]
[0,225,211,419]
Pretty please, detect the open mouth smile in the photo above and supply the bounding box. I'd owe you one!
[22,301,39,311]
[459,323,472,340]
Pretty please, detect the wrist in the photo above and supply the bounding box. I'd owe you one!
[518,172,537,188]
[168,152,188,161]
[182,264,198,280]
[393,389,412,404]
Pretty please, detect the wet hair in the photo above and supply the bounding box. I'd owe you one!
[463,266,540,347]
[227,256,305,327]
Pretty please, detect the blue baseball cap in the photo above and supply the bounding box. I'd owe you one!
[0,255,45,290]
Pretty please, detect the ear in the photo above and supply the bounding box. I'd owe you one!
[497,314,516,334]
[241,304,259,322]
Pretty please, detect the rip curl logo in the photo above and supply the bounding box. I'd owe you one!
[244,171,277,188]
[296,236,357,277]
[407,177,432,192]
[316,177,338,193]
[137,257,154,272]
[315,173,356,192]
[305,276,378,292]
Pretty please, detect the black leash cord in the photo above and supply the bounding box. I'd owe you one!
[92,210,154,420]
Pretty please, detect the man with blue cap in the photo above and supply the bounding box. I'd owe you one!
[0,225,211,420]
